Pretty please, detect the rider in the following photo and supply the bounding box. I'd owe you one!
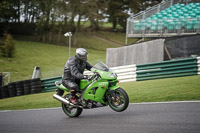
[57,48,93,104]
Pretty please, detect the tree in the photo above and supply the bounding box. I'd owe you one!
[107,0,129,31]
[0,0,16,22]
[0,34,16,58]
[84,0,107,31]
[129,0,162,13]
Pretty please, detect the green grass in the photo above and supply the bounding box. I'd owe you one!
[0,92,59,110]
[120,75,200,103]
[95,31,142,45]
[76,32,121,50]
[0,41,107,82]
[95,31,126,44]
[1,32,121,82]
[0,75,199,110]
[80,21,123,29]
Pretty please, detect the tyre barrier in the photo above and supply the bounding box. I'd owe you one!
[8,82,16,97]
[23,80,31,95]
[0,78,42,99]
[16,81,24,96]
[31,78,42,94]
[0,86,2,99]
[1,85,9,99]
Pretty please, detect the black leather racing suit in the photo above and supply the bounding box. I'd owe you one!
[57,56,92,96]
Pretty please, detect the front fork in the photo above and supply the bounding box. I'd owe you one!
[106,87,120,103]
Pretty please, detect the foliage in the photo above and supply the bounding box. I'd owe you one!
[0,34,15,58]
[107,0,129,31]
[129,0,162,13]
[0,0,162,44]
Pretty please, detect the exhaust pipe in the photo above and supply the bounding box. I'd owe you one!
[53,94,71,105]
[53,94,83,108]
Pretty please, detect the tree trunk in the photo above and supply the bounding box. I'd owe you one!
[73,14,81,46]
[57,23,62,43]
[113,19,117,31]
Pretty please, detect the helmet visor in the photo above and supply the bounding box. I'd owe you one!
[78,53,88,61]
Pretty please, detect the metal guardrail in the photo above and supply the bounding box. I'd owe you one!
[110,57,200,82]
[136,57,199,81]
[41,76,61,92]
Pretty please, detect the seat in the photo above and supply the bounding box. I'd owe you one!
[140,20,146,30]
[150,21,157,30]
[186,20,193,30]
[157,19,164,30]
[134,22,141,31]
[174,20,182,30]
[168,20,175,30]
[193,19,200,29]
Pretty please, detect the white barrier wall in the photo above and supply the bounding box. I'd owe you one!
[110,64,137,83]
[106,39,164,67]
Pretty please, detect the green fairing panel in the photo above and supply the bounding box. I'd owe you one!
[109,86,120,90]
[80,80,92,90]
[83,81,109,103]
[58,84,70,92]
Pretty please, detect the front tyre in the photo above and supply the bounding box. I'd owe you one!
[107,88,129,112]
[62,94,83,118]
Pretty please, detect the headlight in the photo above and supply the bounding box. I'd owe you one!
[108,73,117,78]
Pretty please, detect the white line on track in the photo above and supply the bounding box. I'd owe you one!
[1,100,200,113]
[130,100,200,105]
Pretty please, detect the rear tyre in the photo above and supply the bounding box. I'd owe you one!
[62,94,83,118]
[107,88,129,112]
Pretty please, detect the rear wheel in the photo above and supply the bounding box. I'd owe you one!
[107,88,129,112]
[62,94,83,118]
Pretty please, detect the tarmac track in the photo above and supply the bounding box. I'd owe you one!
[0,101,200,133]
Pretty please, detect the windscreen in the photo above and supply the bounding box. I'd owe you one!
[92,62,110,72]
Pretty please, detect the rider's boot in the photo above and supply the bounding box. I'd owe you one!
[70,96,77,104]
[70,90,77,104]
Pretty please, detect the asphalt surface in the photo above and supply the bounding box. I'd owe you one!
[0,101,200,133]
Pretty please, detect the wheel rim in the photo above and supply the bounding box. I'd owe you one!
[109,90,126,110]
[62,94,79,117]
[63,104,78,116]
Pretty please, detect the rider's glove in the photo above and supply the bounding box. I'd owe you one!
[83,75,89,79]
[94,72,100,77]
[88,75,95,80]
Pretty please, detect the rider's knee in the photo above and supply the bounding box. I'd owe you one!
[56,89,64,96]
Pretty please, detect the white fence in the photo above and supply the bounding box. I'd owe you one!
[85,57,200,83]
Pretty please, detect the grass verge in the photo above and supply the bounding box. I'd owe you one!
[0,75,199,110]
[0,40,109,82]
[120,75,200,103]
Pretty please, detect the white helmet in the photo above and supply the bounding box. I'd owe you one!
[76,48,88,62]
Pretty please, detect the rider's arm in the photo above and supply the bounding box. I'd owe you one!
[86,62,93,71]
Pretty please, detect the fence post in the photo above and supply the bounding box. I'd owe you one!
[170,0,174,6]
[157,4,161,13]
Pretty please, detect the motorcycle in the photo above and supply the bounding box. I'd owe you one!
[53,62,129,117]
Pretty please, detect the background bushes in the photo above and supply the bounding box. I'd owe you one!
[0,34,15,58]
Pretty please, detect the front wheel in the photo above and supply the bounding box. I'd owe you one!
[62,94,83,118]
[107,88,129,112]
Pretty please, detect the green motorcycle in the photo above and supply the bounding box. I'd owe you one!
[53,62,129,117]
